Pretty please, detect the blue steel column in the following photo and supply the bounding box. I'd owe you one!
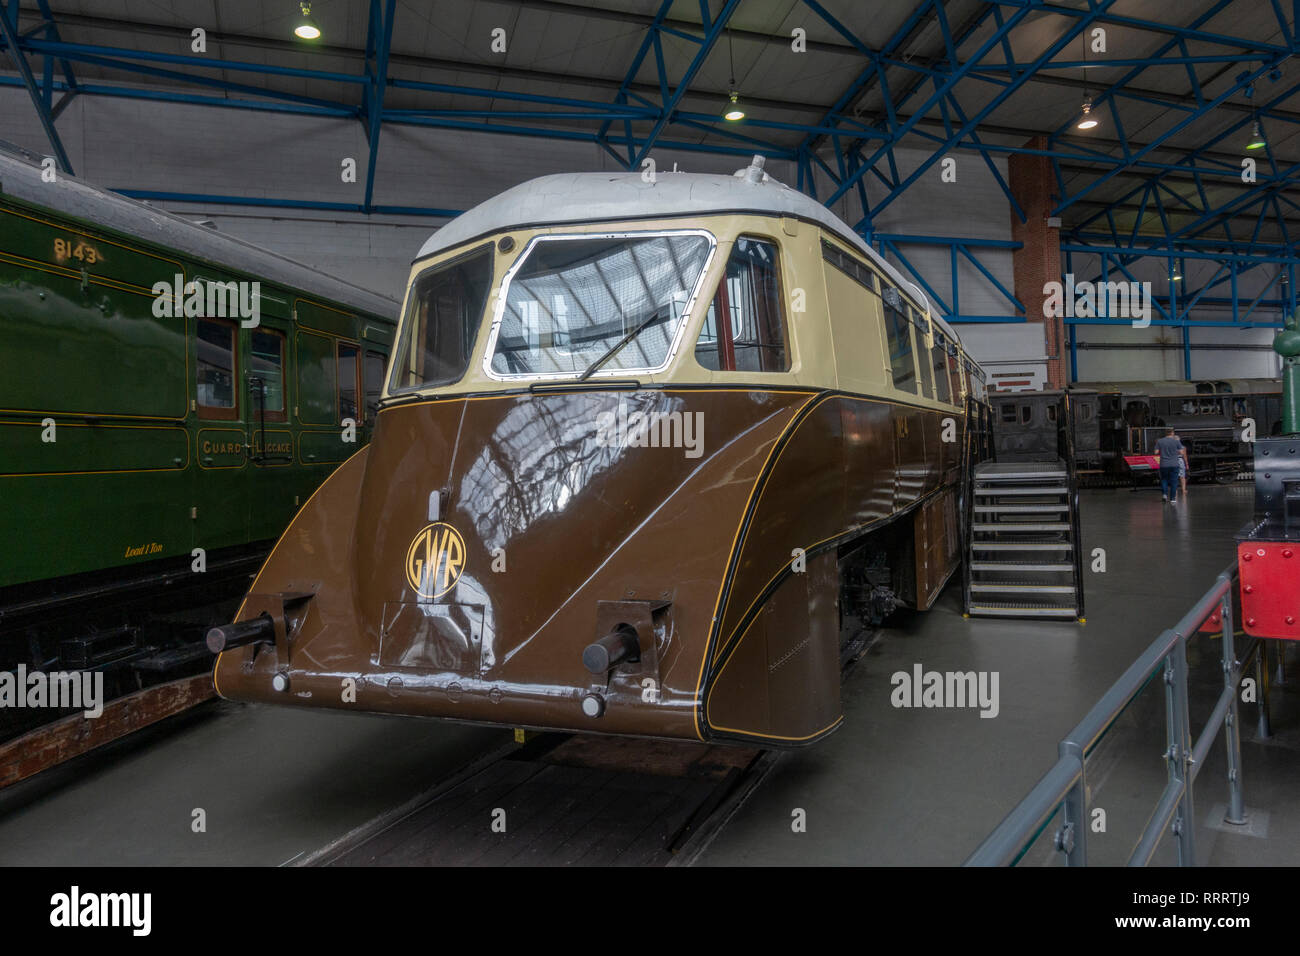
[0,0,73,173]
[362,0,396,213]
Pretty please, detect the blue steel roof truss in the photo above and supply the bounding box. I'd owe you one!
[0,0,1297,330]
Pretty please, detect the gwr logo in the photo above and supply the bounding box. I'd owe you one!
[405,522,466,598]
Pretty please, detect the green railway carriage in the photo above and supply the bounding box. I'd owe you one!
[0,145,398,741]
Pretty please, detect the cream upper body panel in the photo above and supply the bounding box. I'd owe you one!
[382,167,978,411]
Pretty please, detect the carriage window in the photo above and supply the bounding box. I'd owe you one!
[338,342,359,423]
[390,245,494,393]
[489,232,712,378]
[882,285,916,393]
[1020,404,1032,424]
[697,237,789,372]
[196,318,237,419]
[947,352,963,403]
[1047,404,1058,423]
[1000,404,1017,423]
[915,313,934,398]
[1081,403,1094,422]
[365,351,385,420]
[249,329,285,421]
[930,335,950,404]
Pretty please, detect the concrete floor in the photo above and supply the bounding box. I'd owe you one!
[0,701,505,865]
[2,483,1293,866]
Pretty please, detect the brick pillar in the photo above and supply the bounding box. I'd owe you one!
[1009,135,1067,388]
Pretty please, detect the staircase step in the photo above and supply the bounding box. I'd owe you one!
[973,522,1071,532]
[975,471,1067,482]
[975,461,1067,477]
[973,503,1068,513]
[971,582,1077,594]
[970,561,1074,572]
[971,540,1072,550]
[974,486,1068,496]
[968,603,1080,618]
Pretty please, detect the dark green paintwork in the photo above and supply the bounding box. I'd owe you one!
[0,196,397,589]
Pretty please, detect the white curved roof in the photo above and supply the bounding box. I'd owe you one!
[415,161,960,345]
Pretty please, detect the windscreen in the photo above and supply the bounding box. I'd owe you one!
[487,232,713,379]
[388,245,494,393]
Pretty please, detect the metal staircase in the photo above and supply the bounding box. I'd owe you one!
[962,396,1086,621]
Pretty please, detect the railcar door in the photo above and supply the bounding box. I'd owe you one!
[293,300,369,505]
[243,318,297,545]
[192,310,251,554]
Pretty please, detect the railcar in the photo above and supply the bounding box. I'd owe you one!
[213,156,990,747]
[989,388,1100,468]
[0,145,398,744]
[1084,378,1281,481]
[991,379,1281,480]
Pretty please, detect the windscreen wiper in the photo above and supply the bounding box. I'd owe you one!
[576,308,666,382]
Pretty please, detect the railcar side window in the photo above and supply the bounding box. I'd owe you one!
[696,237,789,373]
[249,329,286,422]
[390,245,494,393]
[196,318,238,420]
[931,336,951,404]
[364,350,385,420]
[882,285,916,393]
[488,232,712,378]
[915,311,934,398]
[1000,404,1017,423]
[338,342,360,423]
[947,350,963,402]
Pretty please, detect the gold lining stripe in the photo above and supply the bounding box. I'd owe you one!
[710,396,960,663]
[690,391,821,741]
[0,422,191,478]
[700,394,967,742]
[215,445,370,699]
[1,205,185,274]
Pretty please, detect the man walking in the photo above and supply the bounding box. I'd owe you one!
[1155,426,1186,503]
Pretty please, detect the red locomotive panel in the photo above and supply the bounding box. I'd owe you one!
[1238,542,1300,640]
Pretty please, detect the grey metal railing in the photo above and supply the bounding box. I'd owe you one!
[965,562,1272,866]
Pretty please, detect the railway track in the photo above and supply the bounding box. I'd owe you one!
[296,623,880,867]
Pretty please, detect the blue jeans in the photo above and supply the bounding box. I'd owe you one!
[1160,465,1179,501]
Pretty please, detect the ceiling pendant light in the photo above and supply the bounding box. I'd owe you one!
[1074,36,1098,130]
[722,31,744,121]
[1076,99,1098,130]
[1171,259,1183,282]
[295,2,321,40]
[1246,120,1267,150]
[724,91,745,122]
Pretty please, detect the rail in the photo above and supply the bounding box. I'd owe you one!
[1059,392,1086,621]
[965,562,1272,865]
